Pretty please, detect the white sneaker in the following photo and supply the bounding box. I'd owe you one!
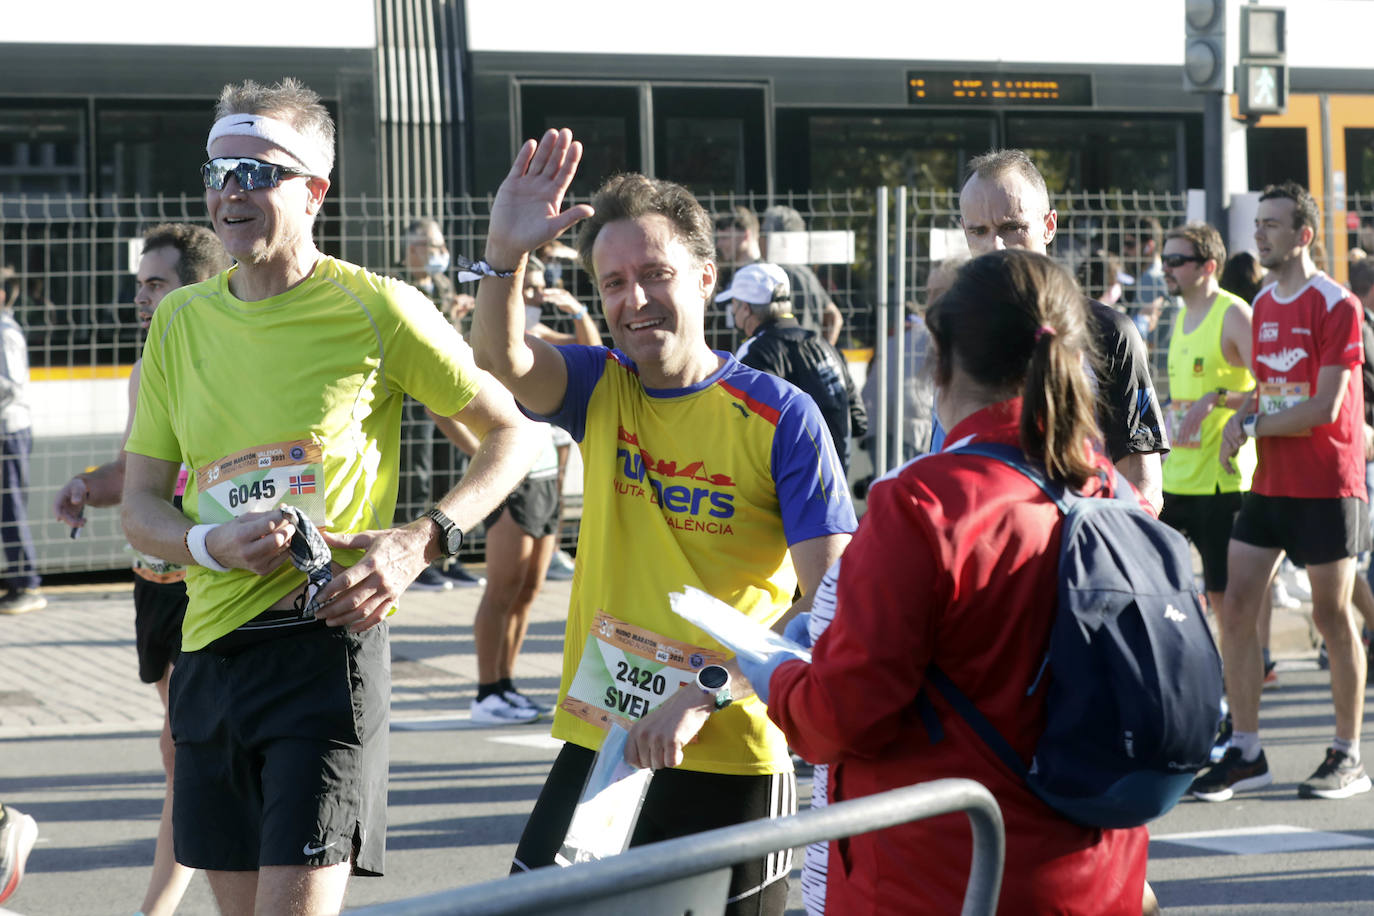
[545,550,575,581]
[470,693,540,724]
[1285,567,1313,601]
[1271,580,1301,610]
[504,688,549,714]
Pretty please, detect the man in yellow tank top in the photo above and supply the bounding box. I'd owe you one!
[1159,221,1256,615]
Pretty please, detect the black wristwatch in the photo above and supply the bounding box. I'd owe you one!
[696,664,733,711]
[423,507,464,557]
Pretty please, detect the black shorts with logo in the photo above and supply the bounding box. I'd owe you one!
[484,474,561,538]
[513,742,795,916]
[133,577,187,684]
[168,616,390,874]
[1159,490,1243,593]
[1231,492,1371,567]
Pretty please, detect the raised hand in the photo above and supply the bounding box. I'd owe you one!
[485,128,595,269]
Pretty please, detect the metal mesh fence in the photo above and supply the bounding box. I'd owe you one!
[7,188,1185,576]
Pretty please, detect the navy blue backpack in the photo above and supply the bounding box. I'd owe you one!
[921,442,1224,829]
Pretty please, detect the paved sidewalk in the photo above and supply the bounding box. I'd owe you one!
[0,569,573,740]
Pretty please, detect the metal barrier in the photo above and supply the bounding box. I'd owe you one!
[346,778,1004,916]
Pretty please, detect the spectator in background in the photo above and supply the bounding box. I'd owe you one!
[400,218,485,590]
[1220,250,1266,305]
[519,254,590,583]
[860,256,964,472]
[458,259,602,724]
[714,205,844,346]
[719,262,865,474]
[1077,247,1129,308]
[0,267,41,616]
[1121,214,1168,340]
[760,205,844,346]
[52,222,230,916]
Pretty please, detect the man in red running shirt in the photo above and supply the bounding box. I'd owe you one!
[1192,181,1371,803]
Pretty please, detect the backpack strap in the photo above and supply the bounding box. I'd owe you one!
[925,664,1029,780]
[952,441,1138,510]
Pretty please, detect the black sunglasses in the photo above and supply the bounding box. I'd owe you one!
[1161,254,1205,268]
[201,157,315,191]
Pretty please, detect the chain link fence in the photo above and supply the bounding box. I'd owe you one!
[7,188,1186,576]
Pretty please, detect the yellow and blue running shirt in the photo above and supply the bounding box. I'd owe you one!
[536,347,857,776]
[126,257,482,650]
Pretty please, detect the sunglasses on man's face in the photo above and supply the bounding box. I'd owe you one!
[201,157,315,191]
[1161,254,1205,268]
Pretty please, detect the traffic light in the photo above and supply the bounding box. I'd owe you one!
[1184,0,1227,93]
[1238,5,1287,116]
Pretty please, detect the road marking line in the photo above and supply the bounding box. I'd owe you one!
[1153,824,1374,855]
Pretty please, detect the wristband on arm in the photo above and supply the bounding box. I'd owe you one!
[185,523,230,572]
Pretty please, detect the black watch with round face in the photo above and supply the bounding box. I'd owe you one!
[696,664,733,711]
[423,507,464,557]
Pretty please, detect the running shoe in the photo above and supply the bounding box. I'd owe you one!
[503,687,549,715]
[1190,747,1273,802]
[545,550,576,581]
[440,562,486,588]
[409,567,453,591]
[1262,660,1279,689]
[0,805,38,904]
[1209,708,1233,763]
[1298,748,1373,799]
[0,589,46,616]
[470,693,540,724]
[1271,579,1301,610]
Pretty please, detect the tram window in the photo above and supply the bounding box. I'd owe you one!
[802,115,995,192]
[97,106,217,197]
[1344,128,1374,194]
[1247,127,1308,191]
[652,87,766,195]
[521,85,639,198]
[1006,117,1183,192]
[0,108,85,195]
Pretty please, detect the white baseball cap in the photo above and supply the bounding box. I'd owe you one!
[714,262,791,306]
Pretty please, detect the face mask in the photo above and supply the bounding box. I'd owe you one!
[426,252,450,275]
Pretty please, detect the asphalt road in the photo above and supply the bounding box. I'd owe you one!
[2,577,1371,914]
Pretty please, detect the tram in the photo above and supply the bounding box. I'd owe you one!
[5,0,1374,571]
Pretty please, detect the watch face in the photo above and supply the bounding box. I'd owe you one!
[698,665,729,690]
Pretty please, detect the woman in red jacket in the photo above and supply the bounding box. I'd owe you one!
[742,249,1151,914]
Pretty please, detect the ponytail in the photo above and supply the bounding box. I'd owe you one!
[1020,319,1100,487]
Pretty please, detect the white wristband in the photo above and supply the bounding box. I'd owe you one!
[186,523,230,572]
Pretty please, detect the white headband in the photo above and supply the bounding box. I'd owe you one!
[206,113,331,178]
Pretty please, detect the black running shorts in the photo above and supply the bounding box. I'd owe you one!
[168,618,390,875]
[1159,489,1243,593]
[1231,493,1371,567]
[484,474,561,539]
[132,577,187,684]
[512,742,795,916]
